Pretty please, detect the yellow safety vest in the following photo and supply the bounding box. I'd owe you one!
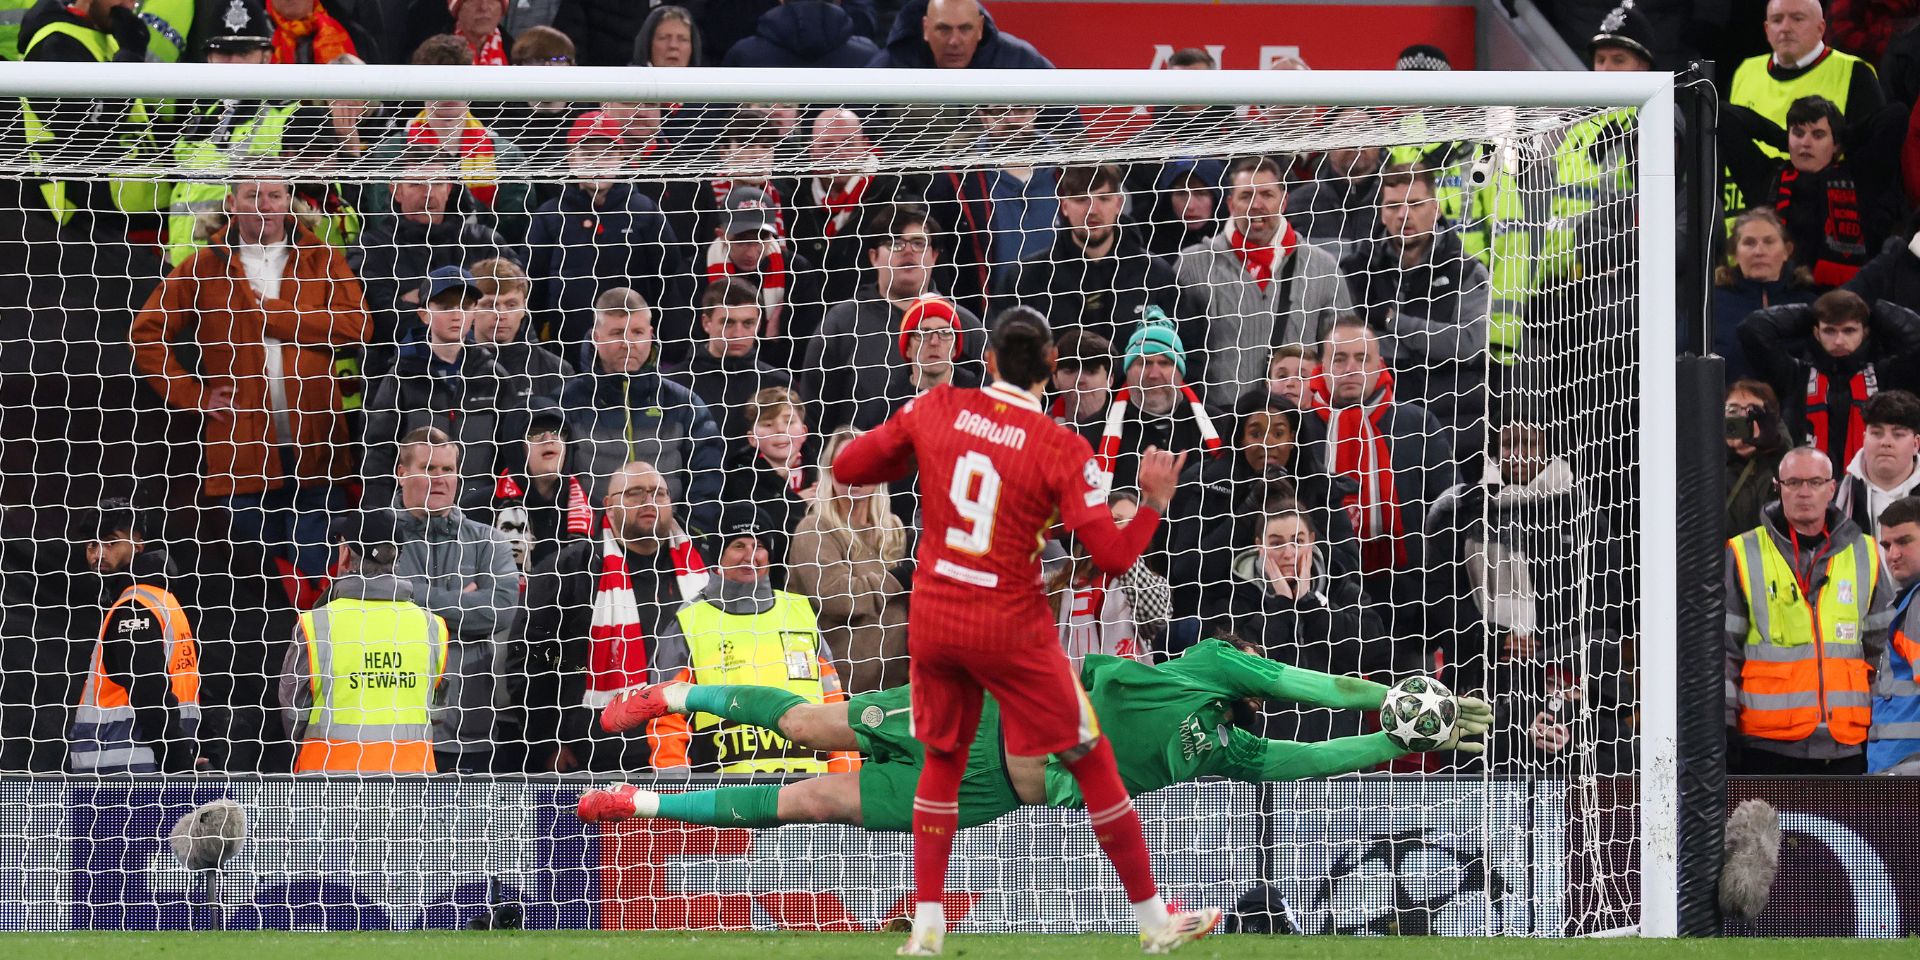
[296,597,449,773]
[1729,50,1869,161]
[19,21,165,225]
[1728,527,1880,745]
[679,591,832,773]
[1547,108,1637,280]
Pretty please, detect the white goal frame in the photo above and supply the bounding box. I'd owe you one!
[0,62,1680,937]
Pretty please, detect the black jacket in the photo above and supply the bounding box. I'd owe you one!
[1000,228,1189,352]
[349,207,516,350]
[491,338,572,407]
[721,0,879,68]
[362,342,535,504]
[460,470,594,574]
[666,348,793,445]
[868,0,1051,69]
[1845,237,1920,314]
[527,182,688,351]
[1341,224,1492,430]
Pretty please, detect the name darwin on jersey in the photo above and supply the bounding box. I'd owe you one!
[953,409,1028,449]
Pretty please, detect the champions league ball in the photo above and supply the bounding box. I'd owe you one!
[1380,676,1457,751]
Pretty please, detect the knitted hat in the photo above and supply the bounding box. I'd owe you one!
[1122,308,1187,377]
[1395,44,1451,72]
[897,295,961,358]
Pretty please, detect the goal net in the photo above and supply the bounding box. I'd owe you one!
[0,64,1671,937]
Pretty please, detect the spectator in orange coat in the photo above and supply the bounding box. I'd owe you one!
[130,173,371,594]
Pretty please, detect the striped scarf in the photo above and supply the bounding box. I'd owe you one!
[585,519,710,708]
[407,112,501,206]
[816,174,871,237]
[267,4,357,65]
[1094,382,1223,487]
[490,471,592,572]
[1307,370,1407,575]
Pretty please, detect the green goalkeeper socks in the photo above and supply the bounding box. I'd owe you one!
[682,684,807,732]
[654,784,784,828]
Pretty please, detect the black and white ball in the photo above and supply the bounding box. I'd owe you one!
[1380,676,1457,751]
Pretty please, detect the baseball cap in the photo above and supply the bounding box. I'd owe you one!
[720,185,777,239]
[330,508,402,567]
[568,110,626,145]
[527,406,569,438]
[422,264,482,306]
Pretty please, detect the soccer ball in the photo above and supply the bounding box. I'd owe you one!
[1380,676,1457,751]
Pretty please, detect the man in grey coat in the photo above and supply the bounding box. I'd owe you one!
[391,425,521,774]
[1176,155,1354,409]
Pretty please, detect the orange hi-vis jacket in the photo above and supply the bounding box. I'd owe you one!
[1727,519,1886,745]
[70,583,200,772]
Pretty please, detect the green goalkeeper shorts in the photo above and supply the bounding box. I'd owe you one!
[848,685,1025,832]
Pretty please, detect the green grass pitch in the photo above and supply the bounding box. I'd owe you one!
[1,932,1911,960]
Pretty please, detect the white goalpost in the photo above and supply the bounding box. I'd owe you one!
[0,63,1677,937]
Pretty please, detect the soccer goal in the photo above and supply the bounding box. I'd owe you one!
[0,61,1679,937]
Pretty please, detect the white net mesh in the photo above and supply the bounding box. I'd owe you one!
[0,73,1646,935]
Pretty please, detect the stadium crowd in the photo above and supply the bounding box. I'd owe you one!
[0,0,1918,782]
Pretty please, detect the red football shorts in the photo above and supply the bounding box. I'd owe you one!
[907,626,1100,757]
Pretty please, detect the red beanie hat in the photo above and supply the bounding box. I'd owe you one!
[897,295,961,358]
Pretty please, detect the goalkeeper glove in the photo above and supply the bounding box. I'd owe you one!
[1440,695,1493,755]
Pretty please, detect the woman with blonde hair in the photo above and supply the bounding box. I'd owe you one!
[786,427,910,694]
[1713,207,1815,381]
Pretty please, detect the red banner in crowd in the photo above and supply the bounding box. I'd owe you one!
[987,2,1477,71]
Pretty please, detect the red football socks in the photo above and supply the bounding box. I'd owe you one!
[911,745,968,912]
[1066,736,1160,905]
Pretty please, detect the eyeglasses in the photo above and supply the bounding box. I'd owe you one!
[526,430,563,443]
[514,55,574,66]
[1777,477,1835,491]
[607,485,669,503]
[887,237,931,253]
[912,328,958,341]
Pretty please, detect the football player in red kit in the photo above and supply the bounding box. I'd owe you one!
[833,313,1218,955]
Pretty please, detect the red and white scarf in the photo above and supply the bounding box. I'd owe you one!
[1094,381,1224,488]
[585,519,711,707]
[1226,222,1300,291]
[1306,370,1407,575]
[467,30,508,66]
[703,238,789,319]
[815,174,871,237]
[406,112,501,206]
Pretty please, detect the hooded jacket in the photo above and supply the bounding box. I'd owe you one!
[1835,446,1920,536]
[722,0,878,68]
[560,359,724,535]
[1342,223,1494,432]
[1218,541,1391,745]
[867,0,1051,69]
[391,502,520,758]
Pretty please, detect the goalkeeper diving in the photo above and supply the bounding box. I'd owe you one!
[577,638,1491,830]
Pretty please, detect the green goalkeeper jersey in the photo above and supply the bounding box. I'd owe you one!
[1042,639,1408,807]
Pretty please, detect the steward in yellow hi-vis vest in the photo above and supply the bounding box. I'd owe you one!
[650,523,858,773]
[18,0,167,227]
[1724,483,1892,773]
[69,501,202,773]
[280,509,448,773]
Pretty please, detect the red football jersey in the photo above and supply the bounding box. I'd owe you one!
[834,381,1116,643]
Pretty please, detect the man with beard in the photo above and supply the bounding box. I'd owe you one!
[1091,313,1226,496]
[520,460,710,772]
[1003,163,1187,352]
[1342,163,1494,465]
[1176,156,1353,409]
[67,500,204,774]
